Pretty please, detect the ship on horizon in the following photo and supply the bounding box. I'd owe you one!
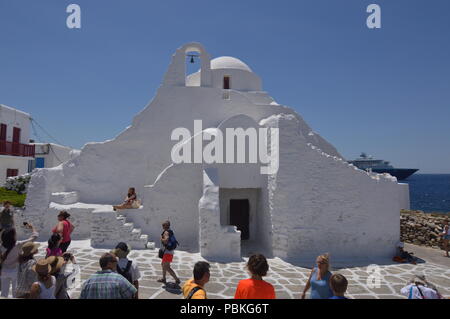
[348,153,419,180]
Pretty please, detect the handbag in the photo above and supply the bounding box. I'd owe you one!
[131,200,141,209]
[158,248,165,259]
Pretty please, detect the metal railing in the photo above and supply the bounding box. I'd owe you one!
[0,140,35,157]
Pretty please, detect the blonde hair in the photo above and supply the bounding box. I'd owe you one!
[317,253,330,272]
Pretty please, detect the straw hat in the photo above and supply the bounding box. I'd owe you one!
[46,256,65,275]
[32,259,51,275]
[21,242,40,257]
[111,242,130,259]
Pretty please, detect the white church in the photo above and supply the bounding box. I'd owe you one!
[22,43,410,262]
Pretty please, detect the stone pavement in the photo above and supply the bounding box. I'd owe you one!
[30,240,450,299]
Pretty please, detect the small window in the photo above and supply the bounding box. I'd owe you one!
[6,169,18,178]
[223,76,231,90]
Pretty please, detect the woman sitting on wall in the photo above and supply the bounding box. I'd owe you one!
[113,188,140,211]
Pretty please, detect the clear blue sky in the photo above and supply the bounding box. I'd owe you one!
[1,0,449,173]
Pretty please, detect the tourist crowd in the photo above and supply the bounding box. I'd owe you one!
[0,199,447,299]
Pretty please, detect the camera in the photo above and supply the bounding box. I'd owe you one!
[63,253,72,261]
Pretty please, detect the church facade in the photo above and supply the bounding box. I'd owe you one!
[23,43,409,262]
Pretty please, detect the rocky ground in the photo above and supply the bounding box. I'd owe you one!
[14,240,448,299]
[401,210,449,249]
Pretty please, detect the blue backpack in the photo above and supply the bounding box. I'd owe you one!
[163,230,179,251]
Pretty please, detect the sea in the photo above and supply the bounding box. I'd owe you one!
[402,174,450,213]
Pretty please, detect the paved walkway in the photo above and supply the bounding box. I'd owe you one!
[29,240,450,299]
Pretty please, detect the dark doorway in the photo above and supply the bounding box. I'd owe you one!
[230,199,250,240]
[223,76,230,89]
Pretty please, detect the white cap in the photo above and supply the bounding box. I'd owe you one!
[397,242,404,248]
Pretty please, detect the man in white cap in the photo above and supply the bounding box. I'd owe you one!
[111,242,141,299]
[396,241,416,264]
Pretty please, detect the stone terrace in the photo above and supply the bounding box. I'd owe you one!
[28,240,450,299]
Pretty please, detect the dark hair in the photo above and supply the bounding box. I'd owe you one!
[1,228,16,262]
[115,242,129,251]
[329,274,348,294]
[247,254,269,277]
[48,233,61,250]
[3,201,11,205]
[128,188,136,196]
[99,253,117,269]
[58,211,70,220]
[19,254,35,264]
[162,220,170,227]
[193,261,210,280]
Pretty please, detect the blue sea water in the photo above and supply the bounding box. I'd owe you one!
[402,174,450,213]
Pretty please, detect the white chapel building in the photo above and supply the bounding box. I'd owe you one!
[23,43,410,263]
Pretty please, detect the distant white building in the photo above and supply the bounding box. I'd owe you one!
[31,143,80,170]
[0,104,79,186]
[0,104,35,185]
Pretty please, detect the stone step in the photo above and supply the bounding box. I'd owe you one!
[122,223,134,232]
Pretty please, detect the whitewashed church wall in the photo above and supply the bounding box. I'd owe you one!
[263,113,400,263]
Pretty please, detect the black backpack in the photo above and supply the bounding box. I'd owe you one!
[117,260,133,283]
[186,286,204,299]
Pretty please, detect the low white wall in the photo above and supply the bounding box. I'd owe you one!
[141,163,204,251]
[199,168,241,261]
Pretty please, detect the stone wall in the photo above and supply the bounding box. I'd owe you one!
[400,210,449,249]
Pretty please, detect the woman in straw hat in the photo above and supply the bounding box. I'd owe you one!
[400,274,442,299]
[29,259,56,299]
[47,254,79,299]
[15,242,40,298]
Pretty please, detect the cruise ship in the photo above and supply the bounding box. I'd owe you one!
[348,153,419,180]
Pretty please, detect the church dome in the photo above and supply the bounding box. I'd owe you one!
[210,56,253,72]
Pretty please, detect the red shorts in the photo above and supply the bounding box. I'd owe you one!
[162,254,173,263]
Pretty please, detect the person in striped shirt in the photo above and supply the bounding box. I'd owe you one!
[79,253,137,299]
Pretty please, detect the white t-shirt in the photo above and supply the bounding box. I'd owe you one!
[400,284,440,299]
[117,258,141,282]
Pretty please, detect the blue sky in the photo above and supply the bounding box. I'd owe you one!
[1,0,449,173]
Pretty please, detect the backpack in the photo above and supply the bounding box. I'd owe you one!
[117,260,133,284]
[186,286,204,299]
[162,230,179,251]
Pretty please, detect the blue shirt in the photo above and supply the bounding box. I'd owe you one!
[79,270,137,299]
[330,295,348,299]
[310,268,333,299]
